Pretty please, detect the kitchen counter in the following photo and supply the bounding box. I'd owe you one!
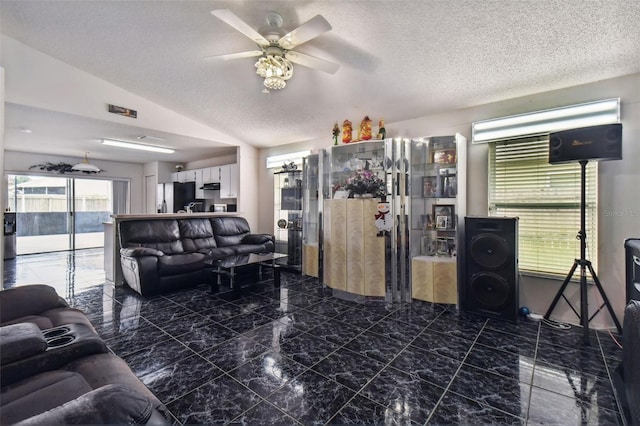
[105,212,241,284]
[110,212,240,220]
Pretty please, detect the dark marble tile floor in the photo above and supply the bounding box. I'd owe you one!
[3,249,627,425]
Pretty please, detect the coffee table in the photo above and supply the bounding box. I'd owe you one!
[204,252,288,293]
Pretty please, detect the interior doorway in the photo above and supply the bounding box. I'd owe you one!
[7,174,114,255]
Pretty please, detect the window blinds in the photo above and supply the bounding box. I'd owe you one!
[488,137,598,276]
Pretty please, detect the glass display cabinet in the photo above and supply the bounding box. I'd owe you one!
[322,139,412,302]
[409,134,467,304]
[302,154,322,278]
[273,169,302,271]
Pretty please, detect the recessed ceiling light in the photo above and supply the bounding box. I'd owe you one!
[102,138,175,154]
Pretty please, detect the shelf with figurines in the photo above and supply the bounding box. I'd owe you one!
[416,223,457,259]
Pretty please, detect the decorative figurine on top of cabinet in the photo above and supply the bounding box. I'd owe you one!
[360,116,372,141]
[377,119,386,140]
[342,119,353,143]
[332,122,340,146]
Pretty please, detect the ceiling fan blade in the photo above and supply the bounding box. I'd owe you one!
[203,50,264,62]
[285,51,340,74]
[211,9,269,47]
[278,15,332,50]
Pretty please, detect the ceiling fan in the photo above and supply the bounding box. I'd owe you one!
[204,9,340,93]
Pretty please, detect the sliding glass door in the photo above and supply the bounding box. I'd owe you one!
[73,178,112,250]
[7,175,114,255]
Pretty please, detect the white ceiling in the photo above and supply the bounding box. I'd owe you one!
[2,0,640,164]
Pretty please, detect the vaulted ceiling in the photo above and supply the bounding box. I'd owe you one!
[2,1,640,163]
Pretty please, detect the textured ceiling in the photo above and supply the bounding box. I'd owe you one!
[2,0,640,163]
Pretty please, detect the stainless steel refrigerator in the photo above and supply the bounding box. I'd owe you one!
[158,182,195,213]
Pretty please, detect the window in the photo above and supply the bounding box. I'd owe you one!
[488,136,597,277]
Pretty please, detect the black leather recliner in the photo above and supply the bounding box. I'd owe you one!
[0,285,171,425]
[119,216,274,296]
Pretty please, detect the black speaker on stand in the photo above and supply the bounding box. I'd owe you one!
[462,217,519,321]
[548,123,622,164]
[545,123,623,345]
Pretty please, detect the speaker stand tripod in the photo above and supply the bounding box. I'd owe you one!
[544,160,622,345]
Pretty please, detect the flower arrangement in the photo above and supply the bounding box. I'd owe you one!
[344,170,386,198]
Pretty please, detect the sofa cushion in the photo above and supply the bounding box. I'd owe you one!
[157,252,206,276]
[63,353,165,411]
[0,371,93,425]
[0,284,66,324]
[13,385,158,426]
[179,218,217,252]
[119,220,184,254]
[211,217,250,247]
[0,285,95,331]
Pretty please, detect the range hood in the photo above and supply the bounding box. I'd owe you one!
[200,182,221,190]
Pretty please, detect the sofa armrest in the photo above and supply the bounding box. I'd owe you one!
[0,285,69,324]
[120,247,165,257]
[0,323,47,365]
[241,233,275,245]
[623,300,640,425]
[14,384,171,426]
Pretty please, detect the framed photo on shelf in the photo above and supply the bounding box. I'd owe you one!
[432,149,456,165]
[422,176,439,198]
[435,216,449,230]
[433,204,455,230]
[436,237,450,255]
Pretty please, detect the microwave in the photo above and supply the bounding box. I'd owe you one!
[200,182,221,190]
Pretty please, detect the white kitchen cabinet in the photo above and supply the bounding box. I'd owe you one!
[202,167,215,183]
[219,163,238,198]
[228,163,238,198]
[194,169,204,199]
[172,171,192,183]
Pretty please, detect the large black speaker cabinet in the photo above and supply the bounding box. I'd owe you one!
[548,123,622,164]
[463,217,519,320]
[625,238,640,303]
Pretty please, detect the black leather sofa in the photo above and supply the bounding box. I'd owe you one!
[614,299,640,426]
[0,285,170,425]
[119,216,275,296]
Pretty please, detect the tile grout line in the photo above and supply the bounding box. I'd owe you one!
[523,320,542,426]
[323,305,447,425]
[423,317,493,425]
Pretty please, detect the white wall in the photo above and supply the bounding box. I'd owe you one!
[258,73,640,329]
[4,151,143,213]
[1,36,242,146]
[1,35,261,229]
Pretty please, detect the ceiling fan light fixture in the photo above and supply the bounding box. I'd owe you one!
[255,54,293,91]
[72,152,102,172]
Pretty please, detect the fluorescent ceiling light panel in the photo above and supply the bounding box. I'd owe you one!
[102,139,175,153]
[266,150,311,169]
[472,98,620,143]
